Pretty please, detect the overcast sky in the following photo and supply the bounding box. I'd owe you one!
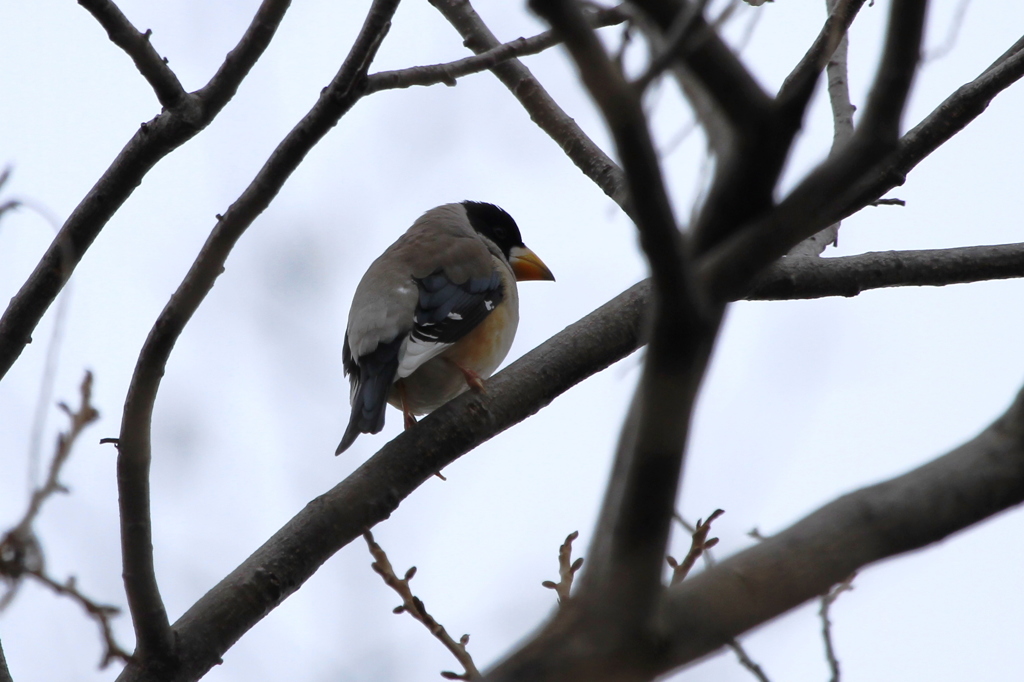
[2,1,1023,681]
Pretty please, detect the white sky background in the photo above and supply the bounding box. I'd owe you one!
[1,0,1023,680]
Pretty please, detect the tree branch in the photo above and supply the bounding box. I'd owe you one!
[820,574,856,682]
[110,233,1024,682]
[429,0,629,212]
[787,0,858,257]
[114,0,398,669]
[700,0,938,302]
[0,0,291,383]
[777,0,865,110]
[653,384,1024,675]
[748,243,1024,299]
[77,0,187,109]
[27,570,132,668]
[632,0,773,133]
[0,637,11,682]
[541,531,584,605]
[367,10,625,93]
[364,532,481,681]
[529,0,717,636]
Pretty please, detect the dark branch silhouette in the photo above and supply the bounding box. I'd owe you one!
[0,0,292,382]
[114,0,398,670]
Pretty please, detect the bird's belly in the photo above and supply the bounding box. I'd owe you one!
[389,293,519,415]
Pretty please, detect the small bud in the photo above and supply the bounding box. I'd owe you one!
[541,580,557,590]
[393,605,405,614]
[571,557,584,572]
[460,634,470,645]
[405,566,417,581]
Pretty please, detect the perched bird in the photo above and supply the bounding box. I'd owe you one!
[336,201,555,454]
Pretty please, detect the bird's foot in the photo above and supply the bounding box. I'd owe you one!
[397,379,418,429]
[449,360,486,392]
[404,411,418,430]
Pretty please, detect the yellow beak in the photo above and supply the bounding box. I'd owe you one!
[509,245,555,282]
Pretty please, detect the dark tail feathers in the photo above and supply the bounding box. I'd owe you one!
[336,336,403,455]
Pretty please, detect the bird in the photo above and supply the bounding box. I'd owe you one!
[336,201,555,455]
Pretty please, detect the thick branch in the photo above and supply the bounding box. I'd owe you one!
[429,0,629,212]
[114,0,397,669]
[0,637,11,682]
[653,385,1024,674]
[0,0,291,382]
[112,238,1024,682]
[77,0,187,109]
[117,280,652,682]
[777,0,866,110]
[633,0,773,133]
[749,244,1024,299]
[529,0,714,639]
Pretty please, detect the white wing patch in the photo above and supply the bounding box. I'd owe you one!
[396,335,452,379]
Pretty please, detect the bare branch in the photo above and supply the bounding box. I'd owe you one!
[0,637,11,682]
[367,11,626,93]
[820,574,856,682]
[748,243,1024,300]
[632,0,773,134]
[429,0,629,212]
[114,0,398,667]
[666,509,722,586]
[112,232,1024,681]
[541,531,584,605]
[836,34,1024,219]
[788,0,857,258]
[700,1,942,302]
[0,373,126,669]
[0,0,291,383]
[728,641,772,682]
[529,2,718,644]
[778,0,865,109]
[77,0,187,109]
[364,532,480,681]
[655,385,1024,674]
[194,0,296,113]
[27,570,132,668]
[9,372,99,538]
[923,0,972,62]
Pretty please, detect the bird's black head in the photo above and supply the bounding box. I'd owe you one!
[462,201,524,258]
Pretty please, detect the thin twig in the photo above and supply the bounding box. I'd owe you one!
[367,9,626,93]
[28,570,133,668]
[77,0,187,109]
[820,573,856,682]
[0,373,127,668]
[728,641,772,682]
[666,509,723,586]
[541,531,584,604]
[923,0,972,62]
[363,532,480,681]
[12,372,99,536]
[673,514,770,682]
